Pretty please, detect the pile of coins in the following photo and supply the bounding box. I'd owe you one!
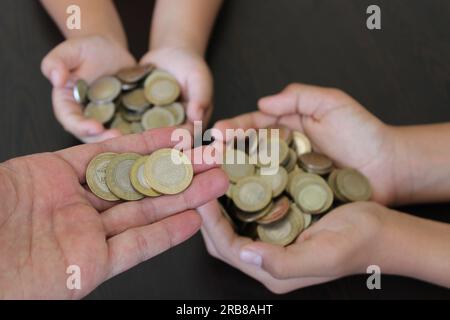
[86,148,193,202]
[221,127,372,246]
[73,65,185,135]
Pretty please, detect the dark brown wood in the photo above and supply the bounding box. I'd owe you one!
[0,0,449,299]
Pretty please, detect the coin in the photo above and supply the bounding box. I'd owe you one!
[291,174,333,214]
[235,201,274,223]
[258,138,289,167]
[222,149,256,183]
[88,76,122,103]
[303,212,312,228]
[164,102,186,126]
[232,176,272,212]
[257,196,290,225]
[259,166,288,198]
[144,71,180,105]
[292,131,312,156]
[122,82,138,91]
[225,183,235,198]
[257,203,304,246]
[284,148,298,172]
[84,102,116,124]
[120,108,144,122]
[106,153,144,201]
[335,168,372,202]
[144,148,193,195]
[268,125,293,145]
[122,89,150,112]
[111,115,132,135]
[130,156,161,197]
[141,106,176,130]
[298,152,333,175]
[73,79,88,104]
[117,64,155,84]
[327,169,347,202]
[86,153,120,202]
[130,122,144,134]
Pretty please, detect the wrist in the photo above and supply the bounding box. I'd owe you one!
[150,38,205,57]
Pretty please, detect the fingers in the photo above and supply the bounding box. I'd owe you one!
[212,112,278,142]
[258,83,354,120]
[52,87,106,138]
[102,168,228,236]
[185,71,213,122]
[56,127,192,183]
[41,40,82,87]
[106,210,201,279]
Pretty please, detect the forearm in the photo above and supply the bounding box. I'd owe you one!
[150,0,223,55]
[379,209,450,288]
[40,0,127,47]
[392,123,450,205]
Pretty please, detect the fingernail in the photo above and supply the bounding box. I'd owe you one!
[240,250,262,267]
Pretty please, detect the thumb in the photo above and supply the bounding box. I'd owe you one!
[41,41,82,87]
[258,83,347,119]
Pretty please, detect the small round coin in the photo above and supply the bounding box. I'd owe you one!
[130,122,144,134]
[327,169,347,202]
[292,131,312,156]
[86,153,120,202]
[298,152,333,175]
[130,156,161,197]
[73,79,88,104]
[268,125,293,145]
[88,76,122,103]
[84,102,116,124]
[257,203,304,246]
[144,71,180,105]
[335,168,372,202]
[259,166,288,198]
[284,148,298,172]
[117,64,155,84]
[232,176,272,212]
[258,138,289,167]
[303,212,312,228]
[222,149,256,183]
[144,148,193,195]
[257,196,291,225]
[235,201,274,223]
[292,176,334,214]
[122,89,150,112]
[106,153,144,201]
[141,106,176,130]
[164,102,186,126]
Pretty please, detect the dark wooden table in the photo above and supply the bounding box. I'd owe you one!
[1,0,449,299]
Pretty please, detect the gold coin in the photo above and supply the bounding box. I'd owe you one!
[291,174,333,214]
[122,89,150,112]
[336,168,372,202]
[298,152,333,175]
[259,166,288,198]
[86,153,120,202]
[130,156,161,197]
[232,176,272,212]
[292,131,312,156]
[164,102,186,126]
[120,108,144,122]
[268,125,293,145]
[257,203,304,246]
[258,138,289,167]
[73,79,88,104]
[130,122,144,134]
[84,102,116,124]
[303,212,312,228]
[111,115,132,135]
[144,71,180,105]
[257,196,290,225]
[88,76,121,103]
[283,148,298,172]
[106,153,144,201]
[222,149,255,183]
[117,64,155,84]
[144,148,193,195]
[235,201,274,223]
[141,106,176,130]
[122,82,138,91]
[327,169,347,202]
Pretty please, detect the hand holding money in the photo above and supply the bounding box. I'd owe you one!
[41,35,136,143]
[0,128,228,299]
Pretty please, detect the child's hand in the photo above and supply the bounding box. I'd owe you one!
[214,84,401,205]
[198,200,390,294]
[140,47,213,125]
[41,35,136,143]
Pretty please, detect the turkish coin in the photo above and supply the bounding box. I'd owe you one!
[106,153,144,201]
[130,156,161,197]
[88,76,121,103]
[232,176,272,212]
[84,102,116,124]
[86,153,120,202]
[141,106,176,130]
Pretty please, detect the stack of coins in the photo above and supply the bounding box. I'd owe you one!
[86,148,193,202]
[73,65,185,135]
[221,126,372,247]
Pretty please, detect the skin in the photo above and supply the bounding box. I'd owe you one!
[0,128,228,299]
[41,0,222,142]
[199,83,450,293]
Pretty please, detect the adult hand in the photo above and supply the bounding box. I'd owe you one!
[41,35,136,143]
[0,128,228,299]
